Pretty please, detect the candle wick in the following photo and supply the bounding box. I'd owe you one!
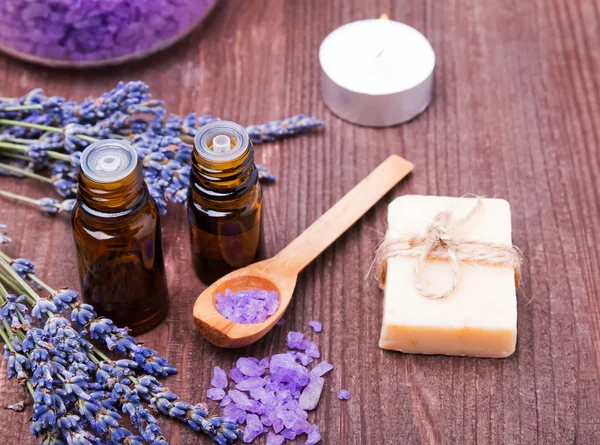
[375,47,385,58]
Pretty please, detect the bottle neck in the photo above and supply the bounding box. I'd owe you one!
[77,165,147,215]
[191,143,258,198]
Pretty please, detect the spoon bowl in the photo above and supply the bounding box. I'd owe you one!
[193,155,414,348]
[193,258,299,348]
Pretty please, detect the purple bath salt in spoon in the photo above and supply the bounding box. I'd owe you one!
[216,288,280,324]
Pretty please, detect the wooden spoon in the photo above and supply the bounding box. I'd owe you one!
[193,155,414,348]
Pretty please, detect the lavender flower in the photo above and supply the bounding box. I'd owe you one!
[11,258,35,279]
[257,164,277,182]
[246,115,324,144]
[38,197,76,214]
[1,294,30,327]
[1,82,323,215]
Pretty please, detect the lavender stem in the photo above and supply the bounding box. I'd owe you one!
[0,162,53,183]
[0,142,70,161]
[0,119,60,133]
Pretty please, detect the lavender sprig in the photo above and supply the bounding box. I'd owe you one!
[135,375,241,445]
[246,114,324,144]
[0,244,240,445]
[0,82,324,215]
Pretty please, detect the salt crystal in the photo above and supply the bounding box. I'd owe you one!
[229,367,245,383]
[211,366,228,389]
[259,357,270,368]
[297,338,310,351]
[276,318,286,326]
[308,320,322,333]
[229,389,254,410]
[270,354,310,387]
[306,424,322,445]
[278,409,309,433]
[243,414,264,443]
[249,387,272,403]
[216,288,280,324]
[280,428,296,440]
[309,361,333,378]
[305,341,320,359]
[237,357,266,377]
[338,389,351,400]
[236,376,265,391]
[275,389,293,403]
[296,352,313,366]
[220,395,232,407]
[298,377,325,411]
[223,403,247,424]
[261,415,273,427]
[266,433,285,445]
[206,387,225,401]
[272,418,284,434]
[287,331,304,349]
[247,400,267,415]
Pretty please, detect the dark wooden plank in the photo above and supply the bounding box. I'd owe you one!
[1,0,600,444]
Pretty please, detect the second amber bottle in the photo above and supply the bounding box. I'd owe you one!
[187,121,263,284]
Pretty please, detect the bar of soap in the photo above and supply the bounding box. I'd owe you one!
[379,195,517,358]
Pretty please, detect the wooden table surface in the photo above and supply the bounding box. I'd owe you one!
[1,0,599,444]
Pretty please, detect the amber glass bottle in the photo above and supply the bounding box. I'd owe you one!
[187,121,262,284]
[71,140,169,334]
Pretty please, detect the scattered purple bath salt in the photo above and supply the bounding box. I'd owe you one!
[276,318,286,326]
[212,330,332,444]
[308,320,322,333]
[216,288,280,324]
[338,389,351,400]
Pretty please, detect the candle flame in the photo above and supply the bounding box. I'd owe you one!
[375,14,389,57]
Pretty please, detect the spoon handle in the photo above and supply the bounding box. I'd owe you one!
[275,155,414,274]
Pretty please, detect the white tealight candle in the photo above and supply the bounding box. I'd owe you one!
[319,16,435,127]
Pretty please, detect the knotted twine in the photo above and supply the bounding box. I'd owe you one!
[374,198,522,299]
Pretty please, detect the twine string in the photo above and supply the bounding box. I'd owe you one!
[375,198,522,299]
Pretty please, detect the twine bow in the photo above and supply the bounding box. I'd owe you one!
[375,198,522,299]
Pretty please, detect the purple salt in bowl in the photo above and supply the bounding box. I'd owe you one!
[0,0,219,68]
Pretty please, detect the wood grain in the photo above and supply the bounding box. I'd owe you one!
[1,0,599,444]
